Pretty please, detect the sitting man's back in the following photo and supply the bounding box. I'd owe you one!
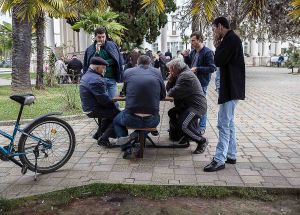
[124,62,165,115]
[113,55,166,139]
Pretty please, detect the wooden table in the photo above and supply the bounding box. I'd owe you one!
[112,96,174,102]
[112,95,190,153]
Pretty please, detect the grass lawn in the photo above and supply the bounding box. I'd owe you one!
[0,183,299,214]
[0,84,124,121]
[0,85,82,121]
[0,73,36,80]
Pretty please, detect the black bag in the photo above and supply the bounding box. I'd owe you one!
[168,107,184,141]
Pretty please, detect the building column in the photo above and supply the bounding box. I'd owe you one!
[79,29,87,52]
[270,42,276,56]
[262,35,269,57]
[45,15,55,49]
[160,25,168,54]
[275,40,282,55]
[206,36,214,51]
[66,23,75,54]
[251,36,258,56]
[251,36,259,66]
[261,34,270,66]
[258,42,262,56]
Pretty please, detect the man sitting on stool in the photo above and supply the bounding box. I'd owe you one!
[113,55,166,157]
[80,57,120,146]
[166,58,208,154]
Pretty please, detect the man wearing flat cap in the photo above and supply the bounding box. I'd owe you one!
[80,56,120,146]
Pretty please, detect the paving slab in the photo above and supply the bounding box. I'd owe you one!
[0,67,300,199]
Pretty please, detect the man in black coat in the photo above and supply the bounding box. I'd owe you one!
[166,59,208,154]
[204,17,245,172]
[67,55,83,83]
[80,57,120,146]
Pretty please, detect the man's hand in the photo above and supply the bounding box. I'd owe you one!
[191,67,197,73]
[96,42,102,52]
[213,33,222,48]
[182,50,189,57]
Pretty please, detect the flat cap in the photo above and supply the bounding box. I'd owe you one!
[90,57,108,66]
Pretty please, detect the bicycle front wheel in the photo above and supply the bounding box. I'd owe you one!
[18,117,76,174]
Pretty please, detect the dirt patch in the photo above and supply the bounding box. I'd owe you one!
[4,193,300,215]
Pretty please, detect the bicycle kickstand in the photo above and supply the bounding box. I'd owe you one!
[33,141,41,181]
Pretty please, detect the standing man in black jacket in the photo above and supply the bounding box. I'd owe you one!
[204,17,245,172]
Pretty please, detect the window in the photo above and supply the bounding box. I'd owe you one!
[167,42,182,57]
[172,21,177,35]
[152,43,158,53]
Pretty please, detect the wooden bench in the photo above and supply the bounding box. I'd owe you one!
[126,127,157,158]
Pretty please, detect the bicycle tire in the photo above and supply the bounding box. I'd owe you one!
[18,116,76,174]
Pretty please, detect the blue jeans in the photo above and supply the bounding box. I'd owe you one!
[214,100,238,164]
[199,86,208,131]
[105,78,118,98]
[113,109,160,137]
[105,77,118,108]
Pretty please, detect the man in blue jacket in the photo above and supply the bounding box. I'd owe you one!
[183,32,216,135]
[113,55,166,158]
[83,27,123,99]
[80,57,120,146]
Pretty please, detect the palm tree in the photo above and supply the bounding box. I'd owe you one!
[34,1,66,90]
[0,1,33,94]
[289,0,300,19]
[0,0,66,93]
[72,9,126,45]
[144,0,267,30]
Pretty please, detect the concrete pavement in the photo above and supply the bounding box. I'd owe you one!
[0,67,299,199]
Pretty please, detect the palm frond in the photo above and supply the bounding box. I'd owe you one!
[71,8,126,44]
[142,0,165,14]
[243,0,267,19]
[289,0,300,19]
[191,0,218,22]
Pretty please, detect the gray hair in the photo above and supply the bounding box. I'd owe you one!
[90,64,100,70]
[166,58,189,74]
[137,55,151,65]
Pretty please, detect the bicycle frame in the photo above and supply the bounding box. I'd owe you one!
[0,101,62,168]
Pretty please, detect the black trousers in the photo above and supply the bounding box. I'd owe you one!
[169,107,205,143]
[87,111,119,141]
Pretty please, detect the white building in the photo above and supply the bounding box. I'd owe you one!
[0,12,11,24]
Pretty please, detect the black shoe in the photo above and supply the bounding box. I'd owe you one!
[150,130,159,136]
[92,132,102,140]
[97,138,112,147]
[225,158,236,164]
[193,138,208,154]
[204,160,225,172]
[178,136,190,145]
[200,129,205,136]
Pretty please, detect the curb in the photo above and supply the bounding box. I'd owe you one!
[0,114,87,126]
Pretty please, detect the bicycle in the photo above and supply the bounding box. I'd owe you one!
[0,94,76,180]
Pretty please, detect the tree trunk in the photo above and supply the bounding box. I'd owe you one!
[191,0,200,32]
[35,13,45,90]
[192,14,200,32]
[11,7,32,95]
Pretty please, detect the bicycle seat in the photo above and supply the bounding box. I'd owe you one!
[10,94,36,105]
